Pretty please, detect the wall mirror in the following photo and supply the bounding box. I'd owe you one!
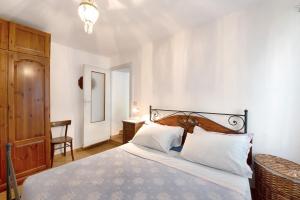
[91,71,105,122]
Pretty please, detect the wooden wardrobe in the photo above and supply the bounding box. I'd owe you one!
[0,18,51,191]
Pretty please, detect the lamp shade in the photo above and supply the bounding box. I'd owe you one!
[132,101,140,115]
[78,0,99,34]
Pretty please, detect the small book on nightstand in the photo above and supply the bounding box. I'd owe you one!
[122,119,145,144]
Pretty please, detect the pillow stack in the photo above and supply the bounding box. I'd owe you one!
[131,122,253,178]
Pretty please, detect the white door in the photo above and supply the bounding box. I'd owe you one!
[83,65,110,147]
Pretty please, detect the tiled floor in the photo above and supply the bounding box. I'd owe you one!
[0,139,121,200]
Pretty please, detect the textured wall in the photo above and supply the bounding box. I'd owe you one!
[112,0,300,163]
[50,42,110,149]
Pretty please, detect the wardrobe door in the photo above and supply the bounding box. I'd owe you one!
[0,19,8,50]
[9,23,50,57]
[8,52,50,183]
[0,50,8,190]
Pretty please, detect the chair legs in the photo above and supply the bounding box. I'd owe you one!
[51,141,74,168]
[51,144,54,168]
[70,141,74,161]
[63,142,66,156]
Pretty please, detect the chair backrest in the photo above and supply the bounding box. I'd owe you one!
[50,120,71,139]
[6,143,20,200]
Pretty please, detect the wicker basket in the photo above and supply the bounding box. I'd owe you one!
[255,154,300,200]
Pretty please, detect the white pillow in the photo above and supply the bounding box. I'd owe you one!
[131,124,184,153]
[145,122,184,147]
[180,132,252,177]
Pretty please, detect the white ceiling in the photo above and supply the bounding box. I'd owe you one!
[0,0,261,56]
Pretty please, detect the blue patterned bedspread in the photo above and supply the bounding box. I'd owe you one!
[22,147,249,200]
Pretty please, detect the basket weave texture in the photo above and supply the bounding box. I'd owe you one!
[255,154,300,200]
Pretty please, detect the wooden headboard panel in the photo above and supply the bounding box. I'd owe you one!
[149,106,252,165]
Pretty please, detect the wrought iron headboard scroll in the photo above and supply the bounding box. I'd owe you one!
[149,105,248,134]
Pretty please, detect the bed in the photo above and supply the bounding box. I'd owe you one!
[22,106,252,200]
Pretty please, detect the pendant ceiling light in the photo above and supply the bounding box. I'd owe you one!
[78,0,99,34]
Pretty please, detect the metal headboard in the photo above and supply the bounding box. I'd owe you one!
[149,105,248,134]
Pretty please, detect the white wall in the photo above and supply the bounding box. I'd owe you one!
[50,42,110,149]
[112,0,300,163]
[111,71,130,135]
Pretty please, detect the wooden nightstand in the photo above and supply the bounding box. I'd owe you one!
[122,120,145,144]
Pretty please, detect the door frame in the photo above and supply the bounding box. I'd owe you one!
[110,63,132,137]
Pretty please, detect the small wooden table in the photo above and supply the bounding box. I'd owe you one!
[122,119,144,144]
[254,154,300,200]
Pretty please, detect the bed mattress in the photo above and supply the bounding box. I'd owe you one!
[22,143,251,200]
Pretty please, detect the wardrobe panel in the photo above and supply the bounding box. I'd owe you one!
[8,52,50,182]
[14,59,45,140]
[0,50,8,189]
[0,19,8,50]
[9,23,50,57]
[14,139,46,177]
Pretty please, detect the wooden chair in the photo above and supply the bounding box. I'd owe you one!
[50,120,74,167]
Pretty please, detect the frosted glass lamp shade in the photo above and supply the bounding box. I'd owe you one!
[78,0,99,34]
